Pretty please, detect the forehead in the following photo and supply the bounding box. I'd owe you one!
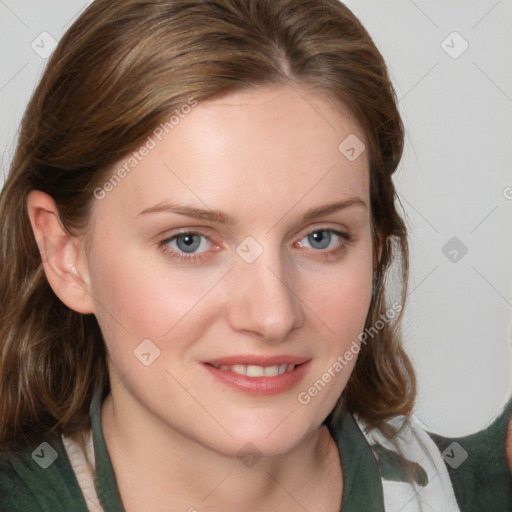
[92,85,369,225]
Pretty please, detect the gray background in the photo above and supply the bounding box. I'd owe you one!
[1,0,511,436]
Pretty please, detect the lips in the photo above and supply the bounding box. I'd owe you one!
[205,355,309,367]
[202,355,310,395]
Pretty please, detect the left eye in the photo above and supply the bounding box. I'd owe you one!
[167,233,211,254]
[297,230,343,250]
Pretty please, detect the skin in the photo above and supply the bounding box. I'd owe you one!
[28,84,376,511]
[26,83,512,509]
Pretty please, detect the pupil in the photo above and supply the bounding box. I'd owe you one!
[177,234,200,253]
[308,231,331,250]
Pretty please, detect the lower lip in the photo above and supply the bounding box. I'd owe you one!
[203,362,311,396]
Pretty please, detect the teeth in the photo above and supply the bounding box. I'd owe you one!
[264,365,279,377]
[232,365,247,375]
[212,364,297,377]
[246,365,265,377]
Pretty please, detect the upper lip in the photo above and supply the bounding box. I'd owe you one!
[204,355,310,367]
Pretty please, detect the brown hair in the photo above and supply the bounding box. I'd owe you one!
[0,0,414,452]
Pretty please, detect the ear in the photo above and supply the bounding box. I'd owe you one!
[27,190,95,314]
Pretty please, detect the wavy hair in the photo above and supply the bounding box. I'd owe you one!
[0,0,414,452]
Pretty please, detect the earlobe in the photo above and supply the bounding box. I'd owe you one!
[27,190,95,315]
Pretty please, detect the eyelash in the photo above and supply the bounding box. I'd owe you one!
[157,227,354,264]
[158,230,218,264]
[295,228,354,261]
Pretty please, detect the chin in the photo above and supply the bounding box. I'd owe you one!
[202,409,320,459]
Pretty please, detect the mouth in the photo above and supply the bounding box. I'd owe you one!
[207,363,297,377]
[202,356,310,395]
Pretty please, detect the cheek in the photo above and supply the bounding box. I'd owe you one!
[87,240,225,358]
[302,241,374,340]
[297,246,373,413]
[89,250,160,333]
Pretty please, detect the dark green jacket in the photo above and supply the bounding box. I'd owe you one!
[1,396,511,511]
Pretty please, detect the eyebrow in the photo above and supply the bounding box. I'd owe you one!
[136,198,367,224]
[301,198,367,223]
[137,202,232,224]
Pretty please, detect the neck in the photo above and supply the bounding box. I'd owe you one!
[100,391,342,512]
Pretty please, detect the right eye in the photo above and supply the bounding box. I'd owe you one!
[166,233,211,254]
[158,231,220,263]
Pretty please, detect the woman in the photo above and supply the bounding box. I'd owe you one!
[0,0,510,510]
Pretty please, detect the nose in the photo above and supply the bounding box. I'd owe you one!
[225,254,305,343]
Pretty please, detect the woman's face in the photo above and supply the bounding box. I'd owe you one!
[84,85,374,456]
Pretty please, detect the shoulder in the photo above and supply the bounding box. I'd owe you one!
[355,413,462,512]
[0,434,89,512]
[0,450,39,512]
[427,399,512,512]
[353,400,512,512]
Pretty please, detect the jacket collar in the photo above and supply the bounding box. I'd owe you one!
[89,390,385,511]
